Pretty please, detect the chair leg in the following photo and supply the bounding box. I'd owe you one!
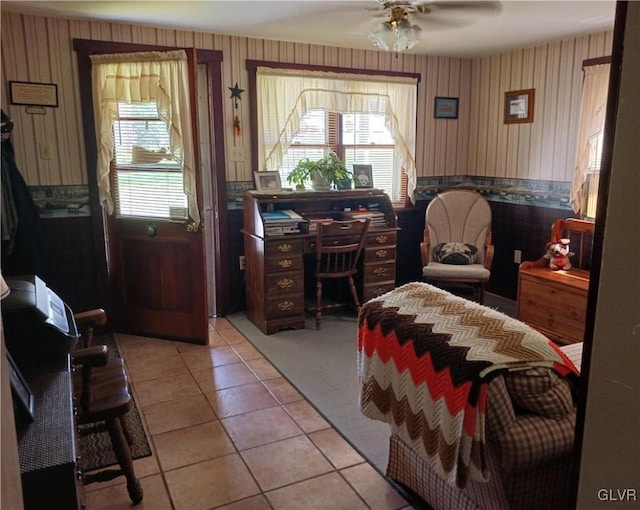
[316,278,323,330]
[120,415,133,446]
[106,417,143,504]
[348,276,361,312]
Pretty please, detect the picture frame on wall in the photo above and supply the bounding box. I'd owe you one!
[434,97,459,119]
[353,164,373,189]
[254,171,282,192]
[504,88,535,124]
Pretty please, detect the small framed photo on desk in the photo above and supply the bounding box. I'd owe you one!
[353,164,373,189]
[254,171,282,192]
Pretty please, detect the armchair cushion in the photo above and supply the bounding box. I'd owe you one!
[433,242,478,265]
[422,262,491,280]
[503,368,574,419]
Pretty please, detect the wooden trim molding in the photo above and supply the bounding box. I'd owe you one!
[582,56,612,69]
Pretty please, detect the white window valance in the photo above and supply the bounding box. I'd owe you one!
[257,67,418,203]
[90,50,199,224]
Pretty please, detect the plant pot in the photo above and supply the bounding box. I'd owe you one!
[311,174,331,191]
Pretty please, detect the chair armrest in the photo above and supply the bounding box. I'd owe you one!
[420,229,431,266]
[75,308,107,327]
[73,345,109,367]
[484,243,495,270]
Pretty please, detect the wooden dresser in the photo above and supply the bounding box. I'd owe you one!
[517,217,594,345]
[517,267,590,345]
[242,189,398,335]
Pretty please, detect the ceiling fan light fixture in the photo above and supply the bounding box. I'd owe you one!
[368,22,394,51]
[369,5,422,53]
[395,20,422,51]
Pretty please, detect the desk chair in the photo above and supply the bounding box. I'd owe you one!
[420,189,494,303]
[72,309,143,504]
[313,218,370,329]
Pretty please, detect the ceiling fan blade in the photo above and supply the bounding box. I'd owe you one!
[418,1,501,14]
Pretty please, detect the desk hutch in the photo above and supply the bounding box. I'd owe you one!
[242,189,399,335]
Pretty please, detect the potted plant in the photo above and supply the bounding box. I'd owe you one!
[287,153,352,191]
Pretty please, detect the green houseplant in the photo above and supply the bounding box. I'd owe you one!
[287,153,352,191]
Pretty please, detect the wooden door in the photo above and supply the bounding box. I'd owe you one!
[74,41,227,345]
[107,48,207,343]
[107,217,207,342]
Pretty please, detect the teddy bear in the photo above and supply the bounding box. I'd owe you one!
[544,238,574,270]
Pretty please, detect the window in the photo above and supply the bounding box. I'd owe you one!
[111,102,187,219]
[570,62,610,218]
[252,64,418,204]
[279,109,400,199]
[90,49,199,223]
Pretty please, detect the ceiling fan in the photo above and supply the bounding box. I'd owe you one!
[366,1,501,53]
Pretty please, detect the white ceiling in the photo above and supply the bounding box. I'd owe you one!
[2,0,616,58]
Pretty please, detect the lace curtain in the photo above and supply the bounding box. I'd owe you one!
[90,50,199,224]
[257,68,418,203]
[569,63,610,215]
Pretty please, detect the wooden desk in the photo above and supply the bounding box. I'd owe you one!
[517,267,590,344]
[242,189,399,335]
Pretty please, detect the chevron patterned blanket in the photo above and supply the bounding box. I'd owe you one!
[357,282,578,488]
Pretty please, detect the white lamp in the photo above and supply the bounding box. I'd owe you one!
[368,6,422,54]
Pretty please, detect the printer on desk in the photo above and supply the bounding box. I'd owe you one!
[2,274,79,372]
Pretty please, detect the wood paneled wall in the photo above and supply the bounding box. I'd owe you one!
[1,10,611,187]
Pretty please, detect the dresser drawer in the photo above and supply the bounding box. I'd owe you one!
[363,261,396,282]
[266,271,304,296]
[364,245,396,262]
[518,277,587,343]
[265,239,303,257]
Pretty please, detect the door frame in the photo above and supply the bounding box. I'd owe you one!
[73,39,229,320]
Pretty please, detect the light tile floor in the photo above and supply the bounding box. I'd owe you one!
[84,317,412,510]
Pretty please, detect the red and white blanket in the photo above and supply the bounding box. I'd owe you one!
[358,283,578,487]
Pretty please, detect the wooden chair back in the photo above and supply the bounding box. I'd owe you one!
[315,219,370,278]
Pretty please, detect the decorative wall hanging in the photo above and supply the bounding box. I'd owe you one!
[434,97,459,119]
[228,82,245,137]
[504,89,535,124]
[10,81,58,107]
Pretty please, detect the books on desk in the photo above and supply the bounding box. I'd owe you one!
[343,210,388,227]
[262,209,304,235]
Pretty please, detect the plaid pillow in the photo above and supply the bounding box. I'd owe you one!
[433,242,478,265]
[503,368,574,419]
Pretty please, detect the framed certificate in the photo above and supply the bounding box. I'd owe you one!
[10,81,59,107]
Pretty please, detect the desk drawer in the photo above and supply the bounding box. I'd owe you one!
[265,294,304,319]
[363,261,396,283]
[266,271,304,296]
[265,239,303,257]
[363,282,396,303]
[364,246,396,262]
[265,255,303,273]
[366,232,397,247]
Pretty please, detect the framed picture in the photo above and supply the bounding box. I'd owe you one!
[434,97,459,119]
[353,164,373,189]
[504,88,535,124]
[254,171,282,192]
[7,351,34,426]
[9,81,59,107]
